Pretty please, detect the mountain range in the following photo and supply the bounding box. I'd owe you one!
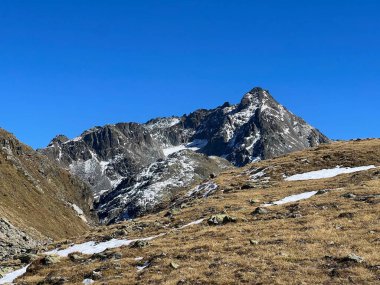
[39,87,329,222]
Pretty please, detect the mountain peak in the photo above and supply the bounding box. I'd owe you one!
[239,87,271,110]
[49,134,69,145]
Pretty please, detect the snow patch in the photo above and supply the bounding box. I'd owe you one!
[45,234,164,257]
[261,191,318,207]
[162,140,208,156]
[285,165,376,181]
[0,264,29,284]
[3,218,206,282]
[177,218,204,229]
[71,203,87,223]
[63,136,82,144]
[163,145,187,156]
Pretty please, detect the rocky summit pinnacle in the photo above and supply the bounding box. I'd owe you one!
[39,87,330,221]
[239,87,268,108]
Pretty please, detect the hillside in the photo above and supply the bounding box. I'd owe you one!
[0,129,95,261]
[4,139,379,284]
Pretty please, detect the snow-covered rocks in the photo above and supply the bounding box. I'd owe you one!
[97,150,232,223]
[187,181,218,198]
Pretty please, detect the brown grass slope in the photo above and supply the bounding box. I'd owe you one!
[0,128,94,246]
[14,139,380,284]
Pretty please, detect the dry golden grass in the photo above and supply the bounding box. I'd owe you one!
[13,139,380,284]
[0,129,93,243]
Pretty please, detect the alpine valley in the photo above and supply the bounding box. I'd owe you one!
[1,87,379,285]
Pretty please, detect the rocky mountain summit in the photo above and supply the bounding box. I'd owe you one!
[40,87,329,221]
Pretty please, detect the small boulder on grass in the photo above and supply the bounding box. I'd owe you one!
[341,253,364,264]
[68,253,84,262]
[18,253,38,264]
[249,239,259,245]
[208,214,237,225]
[316,189,328,195]
[42,255,60,266]
[170,261,180,269]
[252,207,269,215]
[130,240,149,248]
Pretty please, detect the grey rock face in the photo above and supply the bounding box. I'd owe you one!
[97,150,232,223]
[40,87,329,222]
[40,123,163,197]
[190,87,329,165]
[0,218,40,260]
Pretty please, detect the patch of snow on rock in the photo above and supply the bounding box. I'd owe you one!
[146,117,181,129]
[250,170,266,181]
[187,181,218,198]
[162,140,208,156]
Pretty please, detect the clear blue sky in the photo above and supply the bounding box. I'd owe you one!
[1,0,379,149]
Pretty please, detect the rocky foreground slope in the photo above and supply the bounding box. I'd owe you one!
[0,129,94,261]
[4,139,379,284]
[39,87,329,221]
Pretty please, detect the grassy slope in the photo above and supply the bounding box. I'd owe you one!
[15,140,380,284]
[0,129,93,242]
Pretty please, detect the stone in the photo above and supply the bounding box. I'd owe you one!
[113,229,127,237]
[338,212,354,219]
[91,270,103,280]
[92,253,108,260]
[164,208,180,217]
[18,253,37,264]
[112,252,123,259]
[44,276,67,284]
[344,253,364,264]
[249,239,259,245]
[342,193,356,199]
[170,262,180,269]
[42,255,61,265]
[130,240,149,248]
[252,207,269,215]
[241,183,254,190]
[207,214,237,225]
[69,253,84,262]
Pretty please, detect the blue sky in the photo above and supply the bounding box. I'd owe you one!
[1,0,379,149]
